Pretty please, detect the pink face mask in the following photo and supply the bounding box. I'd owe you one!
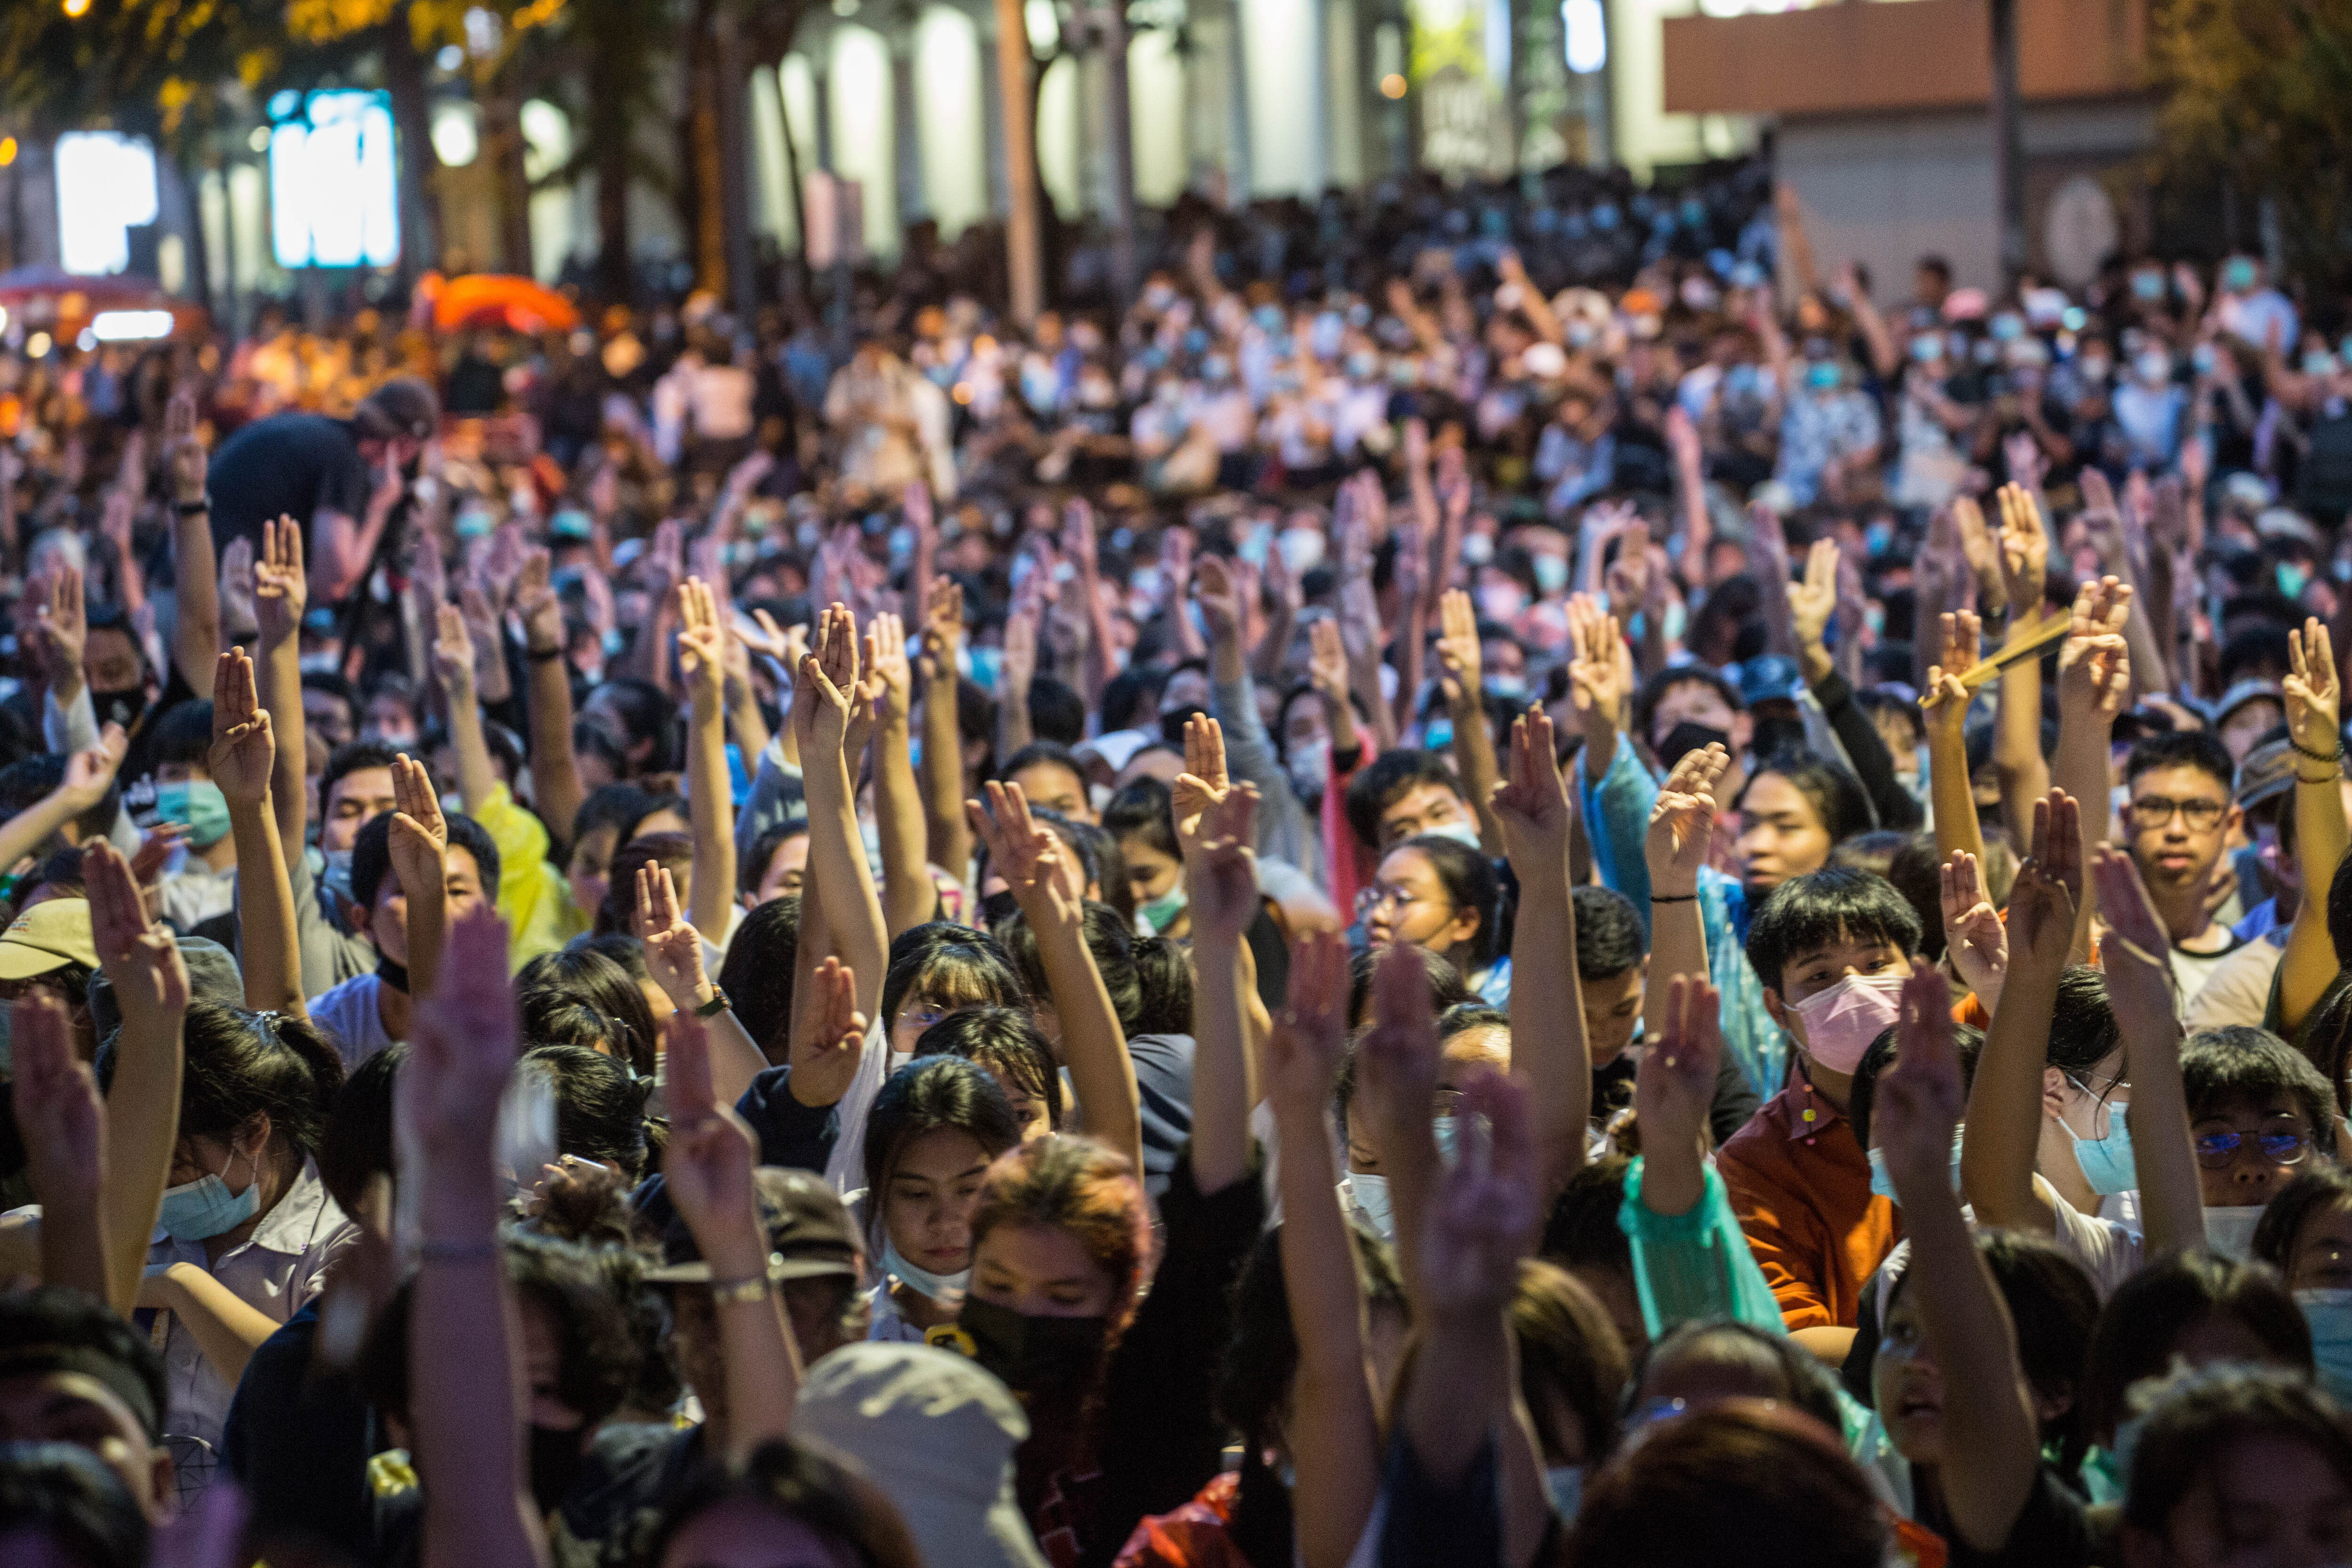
[1785,971,1907,1075]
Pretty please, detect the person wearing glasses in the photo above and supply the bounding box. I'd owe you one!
[2117,731,2251,1002]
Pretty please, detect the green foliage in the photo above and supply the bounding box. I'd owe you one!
[2148,0,2352,283]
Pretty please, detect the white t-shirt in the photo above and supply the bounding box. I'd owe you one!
[309,973,394,1069]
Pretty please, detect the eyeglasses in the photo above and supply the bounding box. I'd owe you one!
[1356,883,1449,920]
[896,1004,951,1035]
[2193,1128,2314,1170]
[2130,796,2228,830]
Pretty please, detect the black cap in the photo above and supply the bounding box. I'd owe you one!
[645,1166,863,1285]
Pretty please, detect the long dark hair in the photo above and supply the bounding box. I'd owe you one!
[862,1056,1025,1255]
[518,946,662,1079]
[180,999,345,1167]
[1384,833,1504,973]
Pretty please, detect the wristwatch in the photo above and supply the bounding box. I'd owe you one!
[694,987,732,1019]
[173,498,210,517]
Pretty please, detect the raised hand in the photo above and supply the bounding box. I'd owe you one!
[917,579,964,685]
[1306,615,1350,707]
[1170,711,1232,856]
[2006,790,2081,971]
[1490,707,1570,868]
[1645,742,1730,887]
[1565,593,1630,732]
[1789,536,1839,653]
[32,562,87,686]
[1995,483,2049,620]
[1418,1069,1539,1318]
[409,524,449,613]
[1185,783,1261,945]
[1434,587,1482,705]
[12,989,106,1212]
[1263,930,1349,1115]
[253,515,308,650]
[1063,496,1099,576]
[966,780,1085,923]
[659,1008,761,1255]
[1877,969,1964,1202]
[58,724,129,814]
[675,577,726,711]
[1353,942,1442,1175]
[386,751,447,903]
[791,603,859,758]
[208,649,275,809]
[515,547,563,653]
[1194,553,1245,646]
[2285,617,2341,761]
[84,838,189,1027]
[1950,494,2003,610]
[791,957,869,1083]
[219,534,258,636]
[401,904,520,1161]
[633,861,713,1011]
[2057,576,2132,719]
[164,386,207,505]
[1921,609,1979,740]
[1939,850,2008,1006]
[999,602,1039,698]
[432,601,477,704]
[2090,843,2172,996]
[1635,974,1724,1204]
[865,610,914,726]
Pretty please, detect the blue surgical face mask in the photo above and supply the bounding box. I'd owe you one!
[2298,1289,2352,1407]
[2224,257,2260,293]
[1531,552,1569,594]
[1433,1114,1460,1162]
[2067,1095,2137,1195]
[157,1146,262,1242]
[883,1238,969,1302]
[322,848,355,908]
[1341,1173,1393,1242]
[155,779,232,849]
[1421,820,1485,852]
[1866,1129,1965,1204]
[1485,673,1528,701]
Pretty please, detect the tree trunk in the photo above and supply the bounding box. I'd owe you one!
[382,16,442,280]
[586,0,633,301]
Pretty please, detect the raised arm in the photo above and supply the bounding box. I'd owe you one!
[676,578,741,940]
[404,907,552,1568]
[312,449,405,606]
[969,781,1144,1177]
[1264,931,1384,1568]
[858,611,934,938]
[1065,500,1118,712]
[1883,967,2045,1556]
[661,1007,803,1453]
[13,992,111,1303]
[1960,793,2080,1237]
[430,605,502,816]
[210,650,305,1018]
[1490,707,1589,1197]
[163,389,222,698]
[251,517,311,851]
[2279,619,2349,1033]
[635,864,770,1111]
[0,727,125,875]
[1567,594,1632,788]
[82,840,187,1316]
[995,599,1038,761]
[1641,745,1731,1047]
[2052,575,2133,942]
[1184,783,1264,1195]
[2088,846,2205,1257]
[1434,589,1506,857]
[1991,486,2054,834]
[514,549,587,845]
[1923,611,1988,869]
[796,604,890,1023]
[1353,944,1444,1310]
[917,581,975,881]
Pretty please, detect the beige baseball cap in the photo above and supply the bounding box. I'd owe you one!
[0,900,97,981]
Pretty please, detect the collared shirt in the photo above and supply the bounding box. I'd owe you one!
[1716,1079,1900,1332]
[310,972,395,1069]
[1578,741,1785,1097]
[144,1160,357,1466]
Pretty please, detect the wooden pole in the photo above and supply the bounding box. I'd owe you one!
[995,0,1041,326]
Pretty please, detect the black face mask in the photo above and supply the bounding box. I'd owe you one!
[527,1423,588,1516]
[957,1295,1108,1396]
[1751,713,1808,758]
[92,686,151,737]
[1656,720,1731,772]
[377,955,411,995]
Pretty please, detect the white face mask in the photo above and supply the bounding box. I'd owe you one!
[2202,1205,2266,1260]
[1420,820,1485,851]
[1340,1174,1393,1242]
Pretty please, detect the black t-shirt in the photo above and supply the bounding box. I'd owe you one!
[221,1301,380,1560]
[204,412,373,562]
[1914,1464,2094,1568]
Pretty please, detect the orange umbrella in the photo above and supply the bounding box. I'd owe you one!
[421,272,580,335]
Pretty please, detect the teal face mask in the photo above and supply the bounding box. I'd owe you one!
[155,779,232,848]
[2068,1095,2137,1196]
[1867,1129,1965,1204]
[2298,1289,2352,1407]
[157,1146,261,1242]
[1138,884,1189,934]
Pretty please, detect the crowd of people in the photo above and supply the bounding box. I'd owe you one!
[6,156,2352,1566]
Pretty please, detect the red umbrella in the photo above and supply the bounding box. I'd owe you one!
[422,272,580,335]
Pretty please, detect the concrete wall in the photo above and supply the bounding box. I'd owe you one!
[1776,96,2157,295]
